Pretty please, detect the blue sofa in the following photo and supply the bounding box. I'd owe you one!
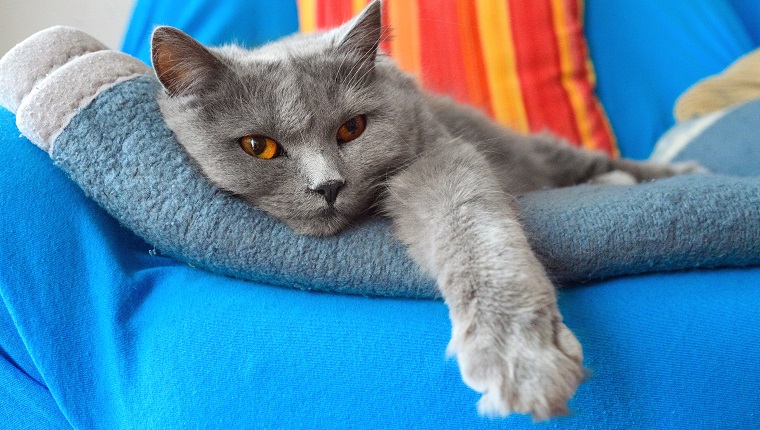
[1,1,759,429]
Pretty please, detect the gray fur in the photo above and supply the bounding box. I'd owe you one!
[151,0,701,420]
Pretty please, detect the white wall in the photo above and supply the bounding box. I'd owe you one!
[0,0,135,56]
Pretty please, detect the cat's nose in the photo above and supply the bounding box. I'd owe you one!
[311,180,345,205]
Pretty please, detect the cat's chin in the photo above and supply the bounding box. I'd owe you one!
[281,210,353,237]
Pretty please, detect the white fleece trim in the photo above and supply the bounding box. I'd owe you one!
[0,26,106,113]
[16,50,151,153]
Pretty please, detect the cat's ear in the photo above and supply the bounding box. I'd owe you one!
[335,0,382,64]
[151,26,226,97]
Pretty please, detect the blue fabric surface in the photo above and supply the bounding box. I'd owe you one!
[584,0,754,159]
[2,107,760,428]
[727,0,760,45]
[121,0,299,64]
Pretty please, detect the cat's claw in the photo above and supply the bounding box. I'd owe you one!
[448,307,584,421]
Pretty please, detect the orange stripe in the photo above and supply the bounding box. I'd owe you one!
[550,0,594,149]
[456,0,493,116]
[388,0,421,77]
[352,0,368,15]
[297,0,318,33]
[475,0,528,132]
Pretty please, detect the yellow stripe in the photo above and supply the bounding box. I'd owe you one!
[550,0,595,150]
[388,0,422,78]
[475,0,528,132]
[352,0,368,15]
[297,0,317,33]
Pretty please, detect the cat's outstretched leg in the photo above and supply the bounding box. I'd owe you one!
[383,142,584,420]
[515,134,709,189]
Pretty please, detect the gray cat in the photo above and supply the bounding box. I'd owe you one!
[150,1,702,420]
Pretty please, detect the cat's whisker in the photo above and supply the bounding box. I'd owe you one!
[333,49,353,86]
[341,46,370,89]
[348,66,375,92]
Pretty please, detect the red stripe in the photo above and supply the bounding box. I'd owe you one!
[418,1,468,103]
[507,0,581,143]
[317,0,354,29]
[316,0,328,29]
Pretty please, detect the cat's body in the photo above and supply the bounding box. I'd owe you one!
[151,1,702,420]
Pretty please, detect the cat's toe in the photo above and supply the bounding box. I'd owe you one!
[495,331,583,421]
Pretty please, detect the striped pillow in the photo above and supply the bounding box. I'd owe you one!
[297,0,618,156]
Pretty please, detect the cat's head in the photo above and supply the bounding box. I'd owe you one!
[150,1,422,236]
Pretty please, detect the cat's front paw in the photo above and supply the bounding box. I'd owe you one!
[448,307,584,421]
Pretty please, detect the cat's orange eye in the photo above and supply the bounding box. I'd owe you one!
[337,115,367,144]
[239,135,281,159]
